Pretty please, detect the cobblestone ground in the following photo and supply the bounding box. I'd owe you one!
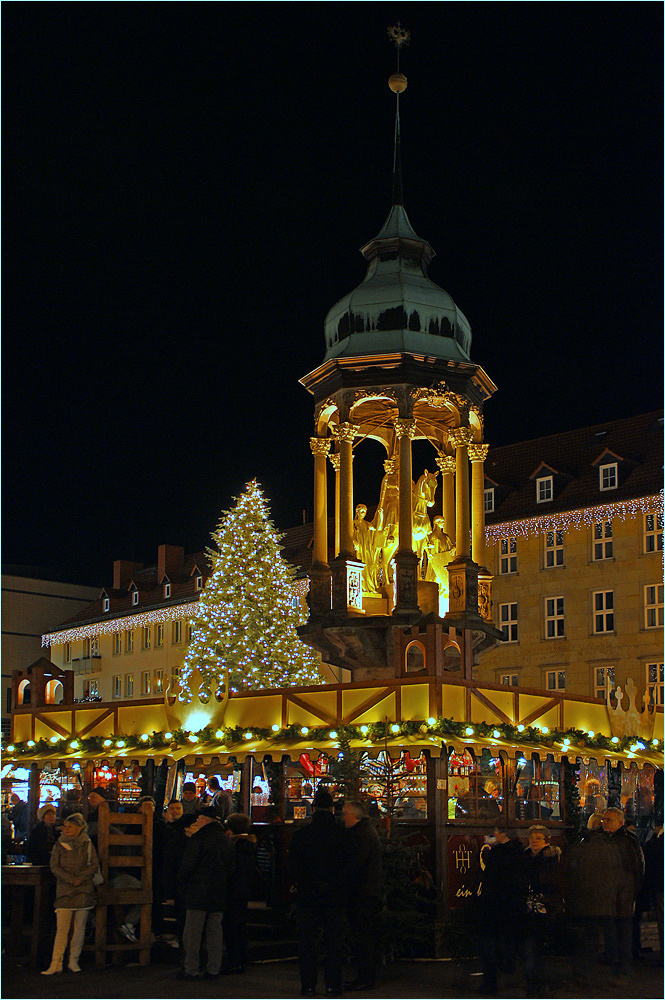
[2,951,663,1000]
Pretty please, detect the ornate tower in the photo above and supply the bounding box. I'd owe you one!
[299,29,502,679]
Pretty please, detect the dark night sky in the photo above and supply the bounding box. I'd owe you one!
[3,4,663,587]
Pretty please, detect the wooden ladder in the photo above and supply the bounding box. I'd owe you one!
[91,799,153,967]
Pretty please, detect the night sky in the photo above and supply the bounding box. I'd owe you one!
[3,4,663,587]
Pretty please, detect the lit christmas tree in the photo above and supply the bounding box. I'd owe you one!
[180,479,323,697]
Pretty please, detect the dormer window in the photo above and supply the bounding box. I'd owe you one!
[103,596,110,613]
[195,575,203,591]
[484,488,495,514]
[536,476,553,503]
[131,589,139,606]
[164,582,171,599]
[599,463,618,491]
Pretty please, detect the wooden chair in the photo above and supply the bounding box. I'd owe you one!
[90,799,153,967]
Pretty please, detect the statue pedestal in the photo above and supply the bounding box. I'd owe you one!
[393,551,420,616]
[309,564,332,614]
[331,558,366,615]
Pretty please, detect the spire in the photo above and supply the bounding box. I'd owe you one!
[387,23,410,207]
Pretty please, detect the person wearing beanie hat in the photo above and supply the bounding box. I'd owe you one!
[177,804,234,979]
[26,804,58,866]
[288,787,349,996]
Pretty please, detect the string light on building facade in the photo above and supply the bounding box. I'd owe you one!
[485,492,663,543]
[42,601,199,647]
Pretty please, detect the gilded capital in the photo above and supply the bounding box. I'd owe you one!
[335,422,359,444]
[436,455,457,475]
[383,458,397,475]
[449,426,474,449]
[394,418,416,440]
[328,452,341,472]
[310,437,331,458]
[468,443,490,463]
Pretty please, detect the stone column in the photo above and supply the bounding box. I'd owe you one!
[449,427,474,559]
[436,454,456,544]
[393,418,419,613]
[328,451,341,559]
[336,423,358,559]
[309,436,331,612]
[468,443,489,568]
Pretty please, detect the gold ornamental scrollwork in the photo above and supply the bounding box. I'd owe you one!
[448,426,474,449]
[468,443,490,463]
[310,437,332,458]
[394,418,417,440]
[328,452,341,471]
[334,422,359,444]
[436,454,456,475]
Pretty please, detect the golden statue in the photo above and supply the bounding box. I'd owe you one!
[424,515,455,600]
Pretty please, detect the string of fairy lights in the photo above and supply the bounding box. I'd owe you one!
[41,603,199,648]
[3,717,660,764]
[485,493,663,542]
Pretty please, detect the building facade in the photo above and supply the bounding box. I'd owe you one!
[477,412,663,703]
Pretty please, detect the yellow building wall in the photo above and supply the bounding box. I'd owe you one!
[478,512,663,700]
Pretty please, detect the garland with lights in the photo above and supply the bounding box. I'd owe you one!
[42,602,199,648]
[3,718,660,762]
[485,493,663,542]
[179,480,323,698]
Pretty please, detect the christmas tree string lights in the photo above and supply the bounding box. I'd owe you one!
[178,479,323,699]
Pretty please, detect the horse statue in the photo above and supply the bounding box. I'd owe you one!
[412,470,438,574]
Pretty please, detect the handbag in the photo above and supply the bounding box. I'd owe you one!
[526,890,547,915]
[88,840,104,886]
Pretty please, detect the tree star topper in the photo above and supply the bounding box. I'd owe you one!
[387,23,410,49]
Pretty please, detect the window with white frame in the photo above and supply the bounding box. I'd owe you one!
[195,574,203,591]
[484,488,495,513]
[646,662,664,706]
[154,669,164,694]
[91,636,99,657]
[186,620,194,643]
[65,642,72,664]
[593,590,614,633]
[142,626,151,650]
[536,476,553,503]
[499,537,517,574]
[155,623,164,648]
[593,521,613,560]
[499,602,518,642]
[644,584,664,629]
[113,632,122,655]
[103,596,110,612]
[141,670,151,695]
[83,637,91,658]
[545,530,564,567]
[644,513,664,553]
[164,582,171,599]
[82,679,99,699]
[125,673,134,697]
[500,673,519,686]
[599,463,618,491]
[125,630,134,653]
[594,665,615,700]
[131,589,139,606]
[173,620,183,644]
[545,596,565,638]
[546,669,566,691]
[113,675,122,699]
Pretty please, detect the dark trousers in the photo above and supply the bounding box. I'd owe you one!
[223,900,248,969]
[479,921,518,987]
[297,899,345,992]
[569,915,602,982]
[348,894,381,986]
[603,916,632,974]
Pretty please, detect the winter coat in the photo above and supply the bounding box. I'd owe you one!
[565,829,623,918]
[346,817,382,900]
[611,826,644,918]
[479,837,529,919]
[525,844,563,919]
[228,833,258,906]
[49,831,100,909]
[288,810,350,907]
[26,820,58,866]
[178,820,234,912]
[161,816,190,899]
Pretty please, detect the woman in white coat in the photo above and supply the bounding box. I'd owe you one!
[42,812,100,974]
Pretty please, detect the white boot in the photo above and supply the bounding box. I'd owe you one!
[41,961,63,975]
[43,908,70,974]
[68,909,88,972]
[68,959,81,973]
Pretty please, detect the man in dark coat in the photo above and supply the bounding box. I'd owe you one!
[177,806,234,979]
[288,787,349,997]
[342,800,382,990]
[601,807,644,978]
[477,826,529,993]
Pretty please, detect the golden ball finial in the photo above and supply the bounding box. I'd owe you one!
[389,72,407,94]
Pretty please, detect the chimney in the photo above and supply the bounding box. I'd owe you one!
[113,560,144,590]
[158,544,185,582]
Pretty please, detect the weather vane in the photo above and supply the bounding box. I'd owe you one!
[387,23,409,93]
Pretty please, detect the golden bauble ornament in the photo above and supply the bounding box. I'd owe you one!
[389,72,407,94]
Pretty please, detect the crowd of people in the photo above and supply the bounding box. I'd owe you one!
[477,809,662,995]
